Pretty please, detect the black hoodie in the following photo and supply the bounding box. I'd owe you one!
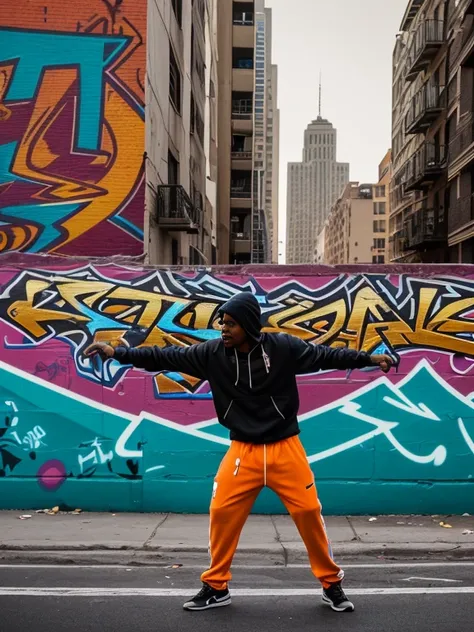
[113,292,374,444]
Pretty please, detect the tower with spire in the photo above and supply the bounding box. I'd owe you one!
[286,80,349,264]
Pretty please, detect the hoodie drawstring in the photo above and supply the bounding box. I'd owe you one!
[233,343,270,388]
[234,348,240,386]
[261,344,270,374]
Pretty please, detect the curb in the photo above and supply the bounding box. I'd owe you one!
[1,543,474,566]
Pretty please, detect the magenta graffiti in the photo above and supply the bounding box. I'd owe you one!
[37,460,66,491]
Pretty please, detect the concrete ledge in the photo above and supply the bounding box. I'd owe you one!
[2,543,474,568]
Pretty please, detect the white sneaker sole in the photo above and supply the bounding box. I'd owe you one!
[183,596,232,611]
[322,595,355,612]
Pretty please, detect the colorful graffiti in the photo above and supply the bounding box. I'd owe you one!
[0,1,145,256]
[1,260,474,514]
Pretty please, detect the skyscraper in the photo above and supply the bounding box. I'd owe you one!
[216,0,279,264]
[286,103,349,264]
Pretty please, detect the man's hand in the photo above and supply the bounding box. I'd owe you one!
[84,341,115,360]
[370,354,396,373]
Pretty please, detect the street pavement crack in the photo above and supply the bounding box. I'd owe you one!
[144,514,169,548]
[347,516,361,542]
[270,515,288,566]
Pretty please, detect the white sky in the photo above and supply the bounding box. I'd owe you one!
[265,0,409,259]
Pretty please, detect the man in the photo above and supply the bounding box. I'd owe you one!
[85,292,395,613]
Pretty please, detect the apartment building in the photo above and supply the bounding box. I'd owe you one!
[146,0,218,265]
[374,149,392,263]
[391,0,474,263]
[324,183,386,265]
[217,0,280,264]
[286,114,349,264]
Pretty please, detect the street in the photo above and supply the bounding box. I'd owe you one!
[0,562,473,631]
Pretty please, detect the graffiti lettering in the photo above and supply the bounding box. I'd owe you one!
[2,267,474,398]
[0,400,37,477]
[78,438,113,475]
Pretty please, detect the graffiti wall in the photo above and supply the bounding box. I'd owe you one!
[0,0,145,256]
[1,258,474,514]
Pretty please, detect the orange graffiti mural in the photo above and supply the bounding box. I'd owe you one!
[0,0,145,256]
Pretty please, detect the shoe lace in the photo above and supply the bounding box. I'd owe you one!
[195,583,213,599]
[328,583,345,600]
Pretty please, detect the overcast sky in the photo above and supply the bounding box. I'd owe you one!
[265,0,408,258]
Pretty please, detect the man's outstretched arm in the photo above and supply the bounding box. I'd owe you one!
[286,335,395,375]
[84,340,210,379]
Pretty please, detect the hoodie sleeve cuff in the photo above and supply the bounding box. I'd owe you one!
[113,346,130,363]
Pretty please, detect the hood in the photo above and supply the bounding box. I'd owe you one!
[217,292,262,341]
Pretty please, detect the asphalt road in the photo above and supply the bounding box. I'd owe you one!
[0,562,473,631]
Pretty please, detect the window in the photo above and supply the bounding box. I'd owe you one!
[374,202,386,215]
[172,239,179,265]
[168,151,179,185]
[375,185,386,197]
[169,45,182,113]
[372,255,385,264]
[190,93,195,134]
[373,238,386,249]
[171,0,182,26]
[373,220,386,233]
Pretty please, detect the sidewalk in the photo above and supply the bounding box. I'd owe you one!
[0,511,473,565]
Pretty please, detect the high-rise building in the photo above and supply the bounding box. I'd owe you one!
[216,0,280,264]
[286,107,349,264]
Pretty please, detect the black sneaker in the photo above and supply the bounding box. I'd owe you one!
[183,582,231,611]
[322,581,355,612]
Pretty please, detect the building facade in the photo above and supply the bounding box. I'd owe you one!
[324,182,384,265]
[216,0,279,265]
[374,149,392,264]
[390,0,474,264]
[146,0,217,265]
[286,115,349,264]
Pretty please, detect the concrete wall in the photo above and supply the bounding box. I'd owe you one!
[0,0,146,256]
[1,256,474,515]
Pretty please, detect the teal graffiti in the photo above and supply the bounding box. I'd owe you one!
[0,27,129,151]
[0,359,474,509]
[0,201,82,252]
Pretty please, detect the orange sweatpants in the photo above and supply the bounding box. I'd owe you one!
[201,435,343,590]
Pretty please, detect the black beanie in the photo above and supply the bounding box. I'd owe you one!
[217,292,262,341]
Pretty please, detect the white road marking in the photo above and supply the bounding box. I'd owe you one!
[1,562,474,570]
[403,577,463,583]
[0,587,473,597]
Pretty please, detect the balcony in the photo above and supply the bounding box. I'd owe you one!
[232,99,253,120]
[404,208,446,249]
[391,228,408,258]
[449,114,474,174]
[156,185,200,234]
[232,50,254,92]
[406,20,444,81]
[404,143,447,191]
[233,8,254,26]
[231,186,251,199]
[405,84,446,135]
[233,8,254,48]
[231,150,253,170]
[231,231,251,255]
